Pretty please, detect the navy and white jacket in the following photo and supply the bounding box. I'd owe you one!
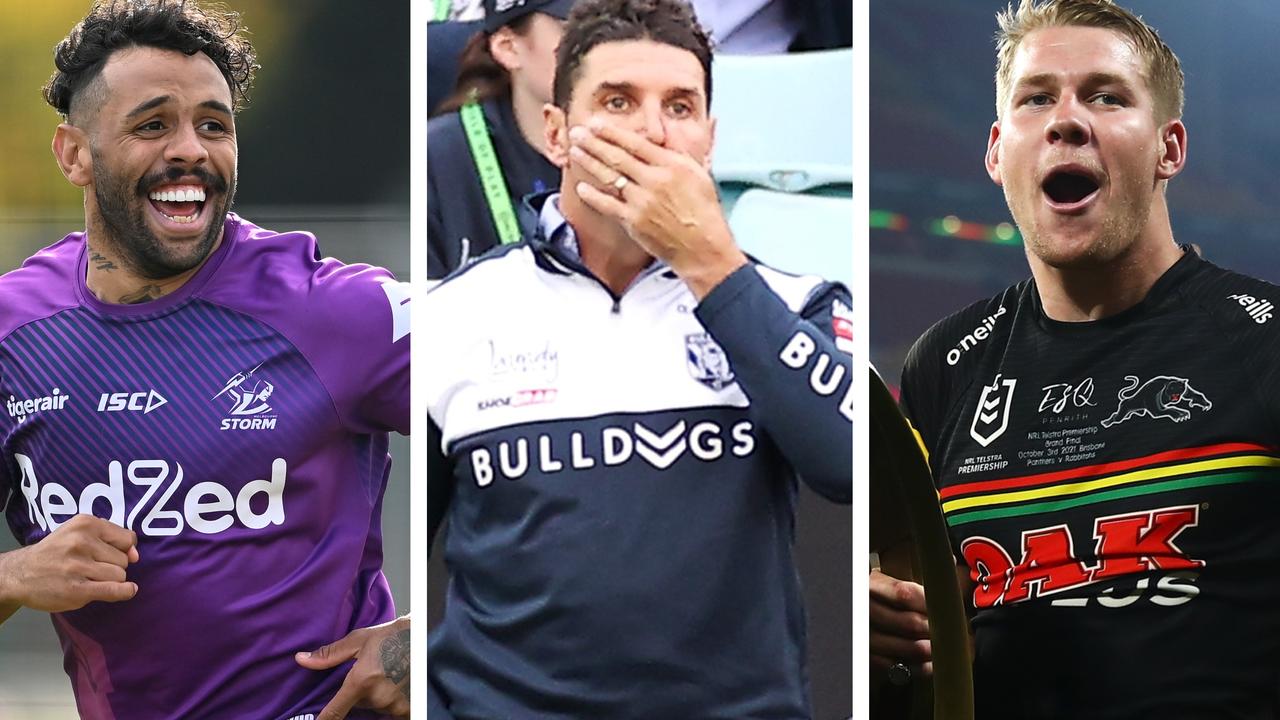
[426,195,852,719]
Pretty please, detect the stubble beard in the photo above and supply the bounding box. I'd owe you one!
[90,149,235,281]
[1008,182,1149,271]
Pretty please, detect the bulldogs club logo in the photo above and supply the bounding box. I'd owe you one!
[970,374,1017,447]
[686,333,735,391]
[1100,375,1212,428]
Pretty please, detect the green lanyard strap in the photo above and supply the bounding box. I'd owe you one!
[432,0,451,22]
[460,102,521,246]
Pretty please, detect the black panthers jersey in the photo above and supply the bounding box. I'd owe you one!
[901,250,1280,719]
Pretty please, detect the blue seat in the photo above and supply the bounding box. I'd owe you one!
[728,188,852,288]
[711,48,853,192]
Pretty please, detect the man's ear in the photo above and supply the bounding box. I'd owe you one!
[543,103,569,168]
[985,121,1003,186]
[1155,118,1187,181]
[53,123,93,187]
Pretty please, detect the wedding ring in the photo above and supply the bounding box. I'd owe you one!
[887,661,912,686]
[613,174,630,192]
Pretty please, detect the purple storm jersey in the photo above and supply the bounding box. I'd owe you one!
[0,214,410,720]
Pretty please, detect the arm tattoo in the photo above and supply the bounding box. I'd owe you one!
[90,252,118,271]
[380,628,410,699]
[119,285,163,304]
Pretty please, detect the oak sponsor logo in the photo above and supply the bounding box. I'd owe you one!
[16,455,288,537]
[97,389,168,415]
[946,306,1007,366]
[970,374,1016,447]
[961,505,1204,609]
[6,388,69,424]
[1228,292,1273,324]
[469,419,756,486]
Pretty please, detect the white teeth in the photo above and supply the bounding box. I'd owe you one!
[148,186,207,202]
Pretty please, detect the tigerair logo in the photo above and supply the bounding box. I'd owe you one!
[16,455,288,538]
[961,505,1204,609]
[6,388,69,424]
[470,419,756,486]
[946,306,1007,366]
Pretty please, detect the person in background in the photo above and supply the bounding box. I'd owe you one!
[428,0,572,278]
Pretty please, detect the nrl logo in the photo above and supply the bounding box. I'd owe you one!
[685,333,735,391]
[1101,375,1212,428]
[970,374,1016,447]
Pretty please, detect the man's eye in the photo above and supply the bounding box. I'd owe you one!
[199,120,227,132]
[1024,94,1053,107]
[604,96,630,111]
[669,101,692,117]
[1092,93,1123,106]
[138,120,165,131]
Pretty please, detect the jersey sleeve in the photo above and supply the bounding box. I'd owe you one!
[428,417,454,554]
[303,261,411,435]
[694,264,853,502]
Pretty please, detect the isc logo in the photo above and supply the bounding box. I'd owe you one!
[98,390,167,415]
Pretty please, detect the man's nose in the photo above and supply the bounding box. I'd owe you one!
[638,103,666,146]
[165,122,210,166]
[1045,96,1090,146]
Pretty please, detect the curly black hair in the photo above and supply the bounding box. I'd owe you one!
[44,0,258,119]
[553,0,713,110]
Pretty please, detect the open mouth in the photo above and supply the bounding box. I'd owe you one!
[147,184,208,225]
[1041,167,1101,210]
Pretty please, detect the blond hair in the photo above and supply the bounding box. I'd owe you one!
[994,0,1183,121]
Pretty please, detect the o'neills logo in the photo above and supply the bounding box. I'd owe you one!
[961,505,1204,608]
[946,306,1007,366]
[470,419,756,486]
[7,389,69,424]
[1228,293,1273,324]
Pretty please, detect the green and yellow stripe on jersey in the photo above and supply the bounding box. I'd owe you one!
[942,442,1280,527]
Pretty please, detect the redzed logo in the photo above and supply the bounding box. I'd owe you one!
[961,505,1205,608]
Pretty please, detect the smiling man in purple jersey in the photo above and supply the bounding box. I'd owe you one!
[0,2,409,719]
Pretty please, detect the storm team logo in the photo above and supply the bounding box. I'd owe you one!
[1101,375,1212,428]
[212,364,278,430]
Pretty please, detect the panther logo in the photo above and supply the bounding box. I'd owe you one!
[1100,375,1212,428]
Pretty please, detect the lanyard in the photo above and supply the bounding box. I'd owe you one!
[460,102,521,246]
[432,0,451,22]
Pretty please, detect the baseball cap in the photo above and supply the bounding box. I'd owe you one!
[483,0,576,32]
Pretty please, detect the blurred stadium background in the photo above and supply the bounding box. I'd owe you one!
[0,2,408,717]
[872,0,1280,390]
[423,20,853,720]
